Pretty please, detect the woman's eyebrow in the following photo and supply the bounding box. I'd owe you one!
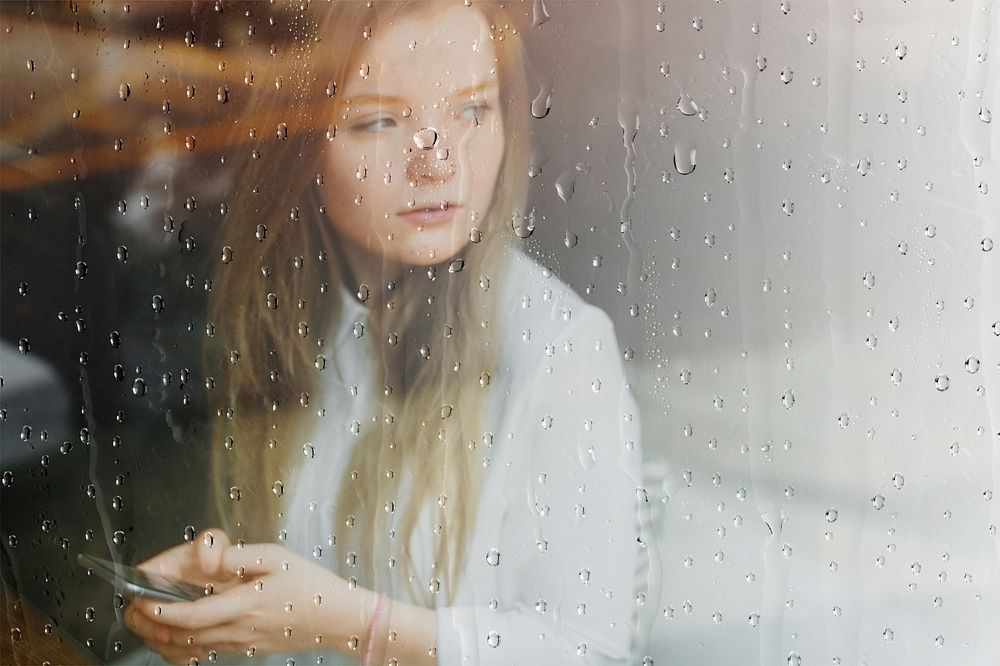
[451,81,499,100]
[345,94,407,109]
[346,81,498,110]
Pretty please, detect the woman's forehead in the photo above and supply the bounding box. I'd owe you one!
[341,6,498,103]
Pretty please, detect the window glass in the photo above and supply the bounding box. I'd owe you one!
[1,2,996,665]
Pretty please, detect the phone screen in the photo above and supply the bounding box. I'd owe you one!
[77,553,206,602]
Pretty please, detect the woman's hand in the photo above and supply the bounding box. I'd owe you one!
[123,527,239,663]
[125,533,378,664]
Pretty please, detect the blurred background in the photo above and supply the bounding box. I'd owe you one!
[2,1,998,664]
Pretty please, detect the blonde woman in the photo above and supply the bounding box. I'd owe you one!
[123,2,642,664]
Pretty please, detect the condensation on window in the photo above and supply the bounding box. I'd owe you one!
[1,1,996,665]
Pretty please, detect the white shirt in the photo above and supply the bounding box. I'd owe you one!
[135,249,643,666]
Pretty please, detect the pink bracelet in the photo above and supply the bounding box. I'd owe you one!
[362,591,388,666]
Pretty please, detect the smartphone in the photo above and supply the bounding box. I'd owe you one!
[76,553,206,602]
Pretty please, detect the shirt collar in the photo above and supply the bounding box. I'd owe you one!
[337,278,370,331]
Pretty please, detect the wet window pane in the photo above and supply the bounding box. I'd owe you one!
[1,2,996,665]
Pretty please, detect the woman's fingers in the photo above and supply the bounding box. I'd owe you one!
[134,541,193,581]
[221,542,283,576]
[134,587,253,631]
[134,527,233,583]
[195,528,234,581]
[145,639,206,666]
[124,603,172,644]
[163,621,249,649]
[129,601,247,657]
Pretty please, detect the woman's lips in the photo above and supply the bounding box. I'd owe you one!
[397,204,460,226]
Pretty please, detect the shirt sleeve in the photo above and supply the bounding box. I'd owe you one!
[435,305,644,665]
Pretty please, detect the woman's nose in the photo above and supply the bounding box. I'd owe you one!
[406,127,456,186]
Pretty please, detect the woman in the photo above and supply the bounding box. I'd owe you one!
[123,2,642,664]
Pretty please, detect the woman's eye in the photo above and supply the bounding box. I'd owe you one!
[356,117,396,132]
[459,104,489,123]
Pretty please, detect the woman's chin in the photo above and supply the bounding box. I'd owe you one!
[393,241,474,269]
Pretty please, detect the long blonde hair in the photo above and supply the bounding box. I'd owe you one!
[205,1,530,606]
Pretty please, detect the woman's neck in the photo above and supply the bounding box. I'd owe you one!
[333,235,403,307]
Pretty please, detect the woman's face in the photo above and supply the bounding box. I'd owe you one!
[320,6,505,271]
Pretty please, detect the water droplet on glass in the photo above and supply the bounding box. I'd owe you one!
[413,127,438,150]
[132,378,146,396]
[486,548,500,566]
[965,356,981,374]
[979,106,992,123]
[487,632,500,648]
[555,171,576,202]
[511,210,535,238]
[934,374,950,391]
[677,95,699,116]
[531,86,552,119]
[531,0,550,28]
[674,145,697,175]
[780,389,795,409]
